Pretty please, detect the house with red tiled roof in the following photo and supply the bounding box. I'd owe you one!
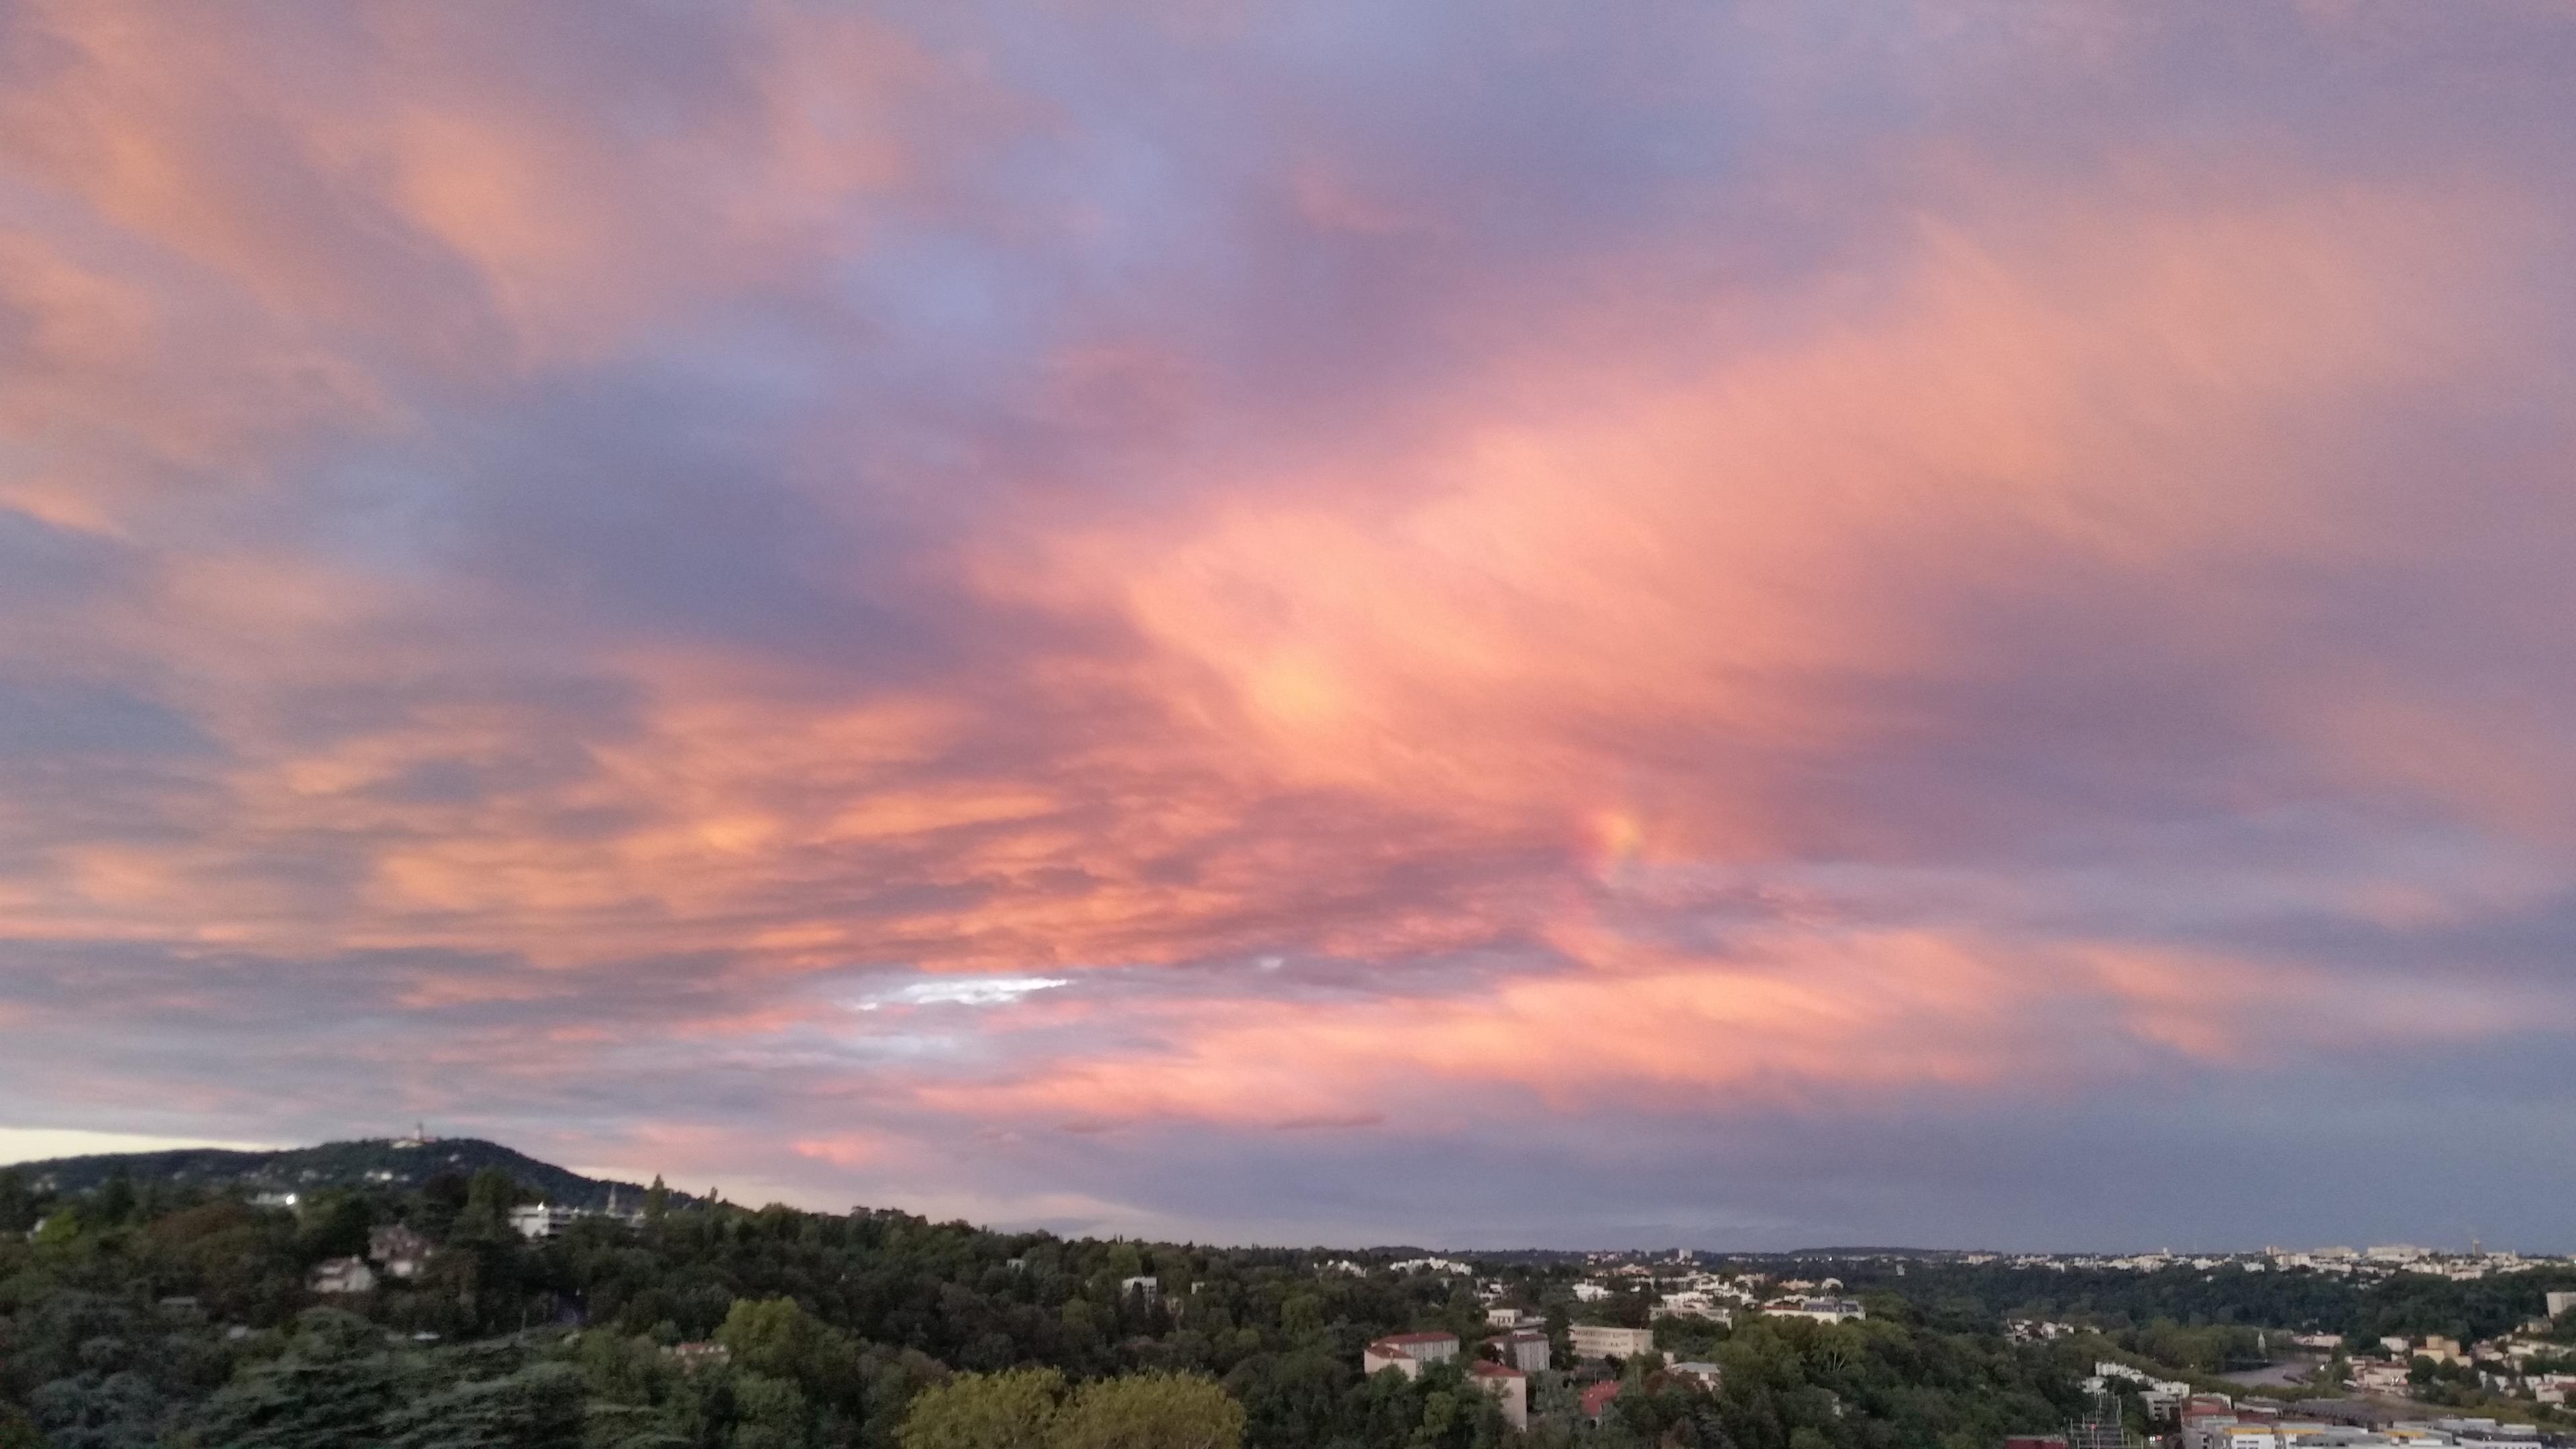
[1582,1379,1623,1424]
[1470,1362,1528,1430]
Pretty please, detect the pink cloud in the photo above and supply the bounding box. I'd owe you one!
[3,0,2573,1242]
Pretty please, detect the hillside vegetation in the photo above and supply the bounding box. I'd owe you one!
[0,1140,2103,1449]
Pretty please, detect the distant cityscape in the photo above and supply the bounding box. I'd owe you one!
[1330,1247,2576,1424]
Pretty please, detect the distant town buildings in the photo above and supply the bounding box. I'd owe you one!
[2180,1408,2537,1449]
[1658,1290,1733,1322]
[2008,1319,2081,1342]
[1326,1244,2576,1432]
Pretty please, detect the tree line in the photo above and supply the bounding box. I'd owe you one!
[1,1167,2114,1448]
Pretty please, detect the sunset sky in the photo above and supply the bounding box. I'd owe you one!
[3,1,2573,1250]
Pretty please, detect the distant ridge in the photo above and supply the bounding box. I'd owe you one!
[4,1136,678,1211]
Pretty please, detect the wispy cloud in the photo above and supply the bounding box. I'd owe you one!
[859,977,1074,1010]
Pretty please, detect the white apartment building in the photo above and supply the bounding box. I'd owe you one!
[509,1203,584,1238]
[1487,1329,1550,1373]
[1659,1291,1733,1322]
[1569,1324,1657,1360]
[1765,1297,1866,1324]
[1363,1332,1460,1381]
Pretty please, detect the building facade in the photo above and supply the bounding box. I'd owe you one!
[1470,1362,1528,1430]
[1363,1332,1461,1381]
[1569,1324,1657,1361]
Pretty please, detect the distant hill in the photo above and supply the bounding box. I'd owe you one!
[5,1136,673,1211]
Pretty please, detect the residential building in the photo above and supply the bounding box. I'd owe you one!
[368,1224,433,1279]
[1363,1332,1460,1381]
[1486,1306,1530,1329]
[1568,1324,1657,1361]
[1670,1361,1724,1389]
[1581,1381,1623,1425]
[1470,1362,1527,1430]
[308,1256,376,1295]
[2545,1291,2576,1320]
[1659,1291,1733,1322]
[1120,1275,1161,1301]
[663,1342,730,1372]
[2181,1416,2243,1449]
[1766,1297,1866,1324]
[1487,1329,1550,1373]
[509,1203,583,1238]
[2434,1419,2540,1449]
[2182,1395,2236,1423]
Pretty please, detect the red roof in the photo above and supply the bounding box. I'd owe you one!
[1582,1381,1623,1417]
[1470,1361,1525,1379]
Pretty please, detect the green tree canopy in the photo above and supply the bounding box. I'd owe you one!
[1050,1372,1244,1449]
[898,1367,1066,1449]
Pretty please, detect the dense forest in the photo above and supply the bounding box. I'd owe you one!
[0,1149,2104,1449]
